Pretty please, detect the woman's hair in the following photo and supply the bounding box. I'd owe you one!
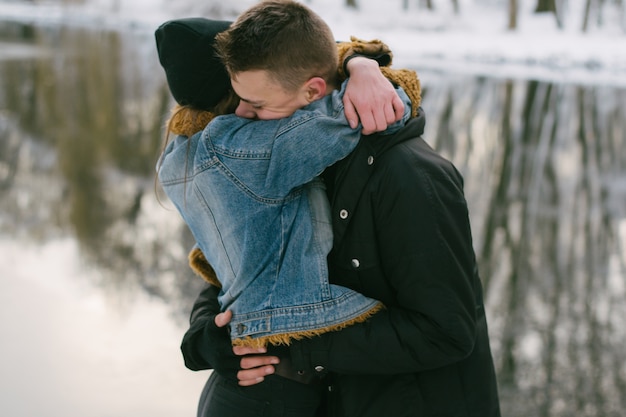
[160,88,239,166]
[215,0,338,92]
[155,89,239,206]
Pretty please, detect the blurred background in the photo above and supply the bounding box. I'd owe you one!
[0,0,624,416]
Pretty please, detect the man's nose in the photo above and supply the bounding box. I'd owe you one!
[235,101,256,119]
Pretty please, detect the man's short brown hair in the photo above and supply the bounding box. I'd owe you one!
[215,0,338,92]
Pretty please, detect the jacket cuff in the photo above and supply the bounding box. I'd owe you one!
[336,36,393,80]
[180,314,240,379]
[342,53,393,78]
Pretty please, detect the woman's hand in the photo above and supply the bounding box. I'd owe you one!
[214,310,280,386]
[343,57,405,135]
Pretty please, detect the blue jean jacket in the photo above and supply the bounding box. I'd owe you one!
[158,81,411,346]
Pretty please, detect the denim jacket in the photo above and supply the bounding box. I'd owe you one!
[158,80,411,346]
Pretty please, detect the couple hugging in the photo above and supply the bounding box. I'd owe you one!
[155,1,500,416]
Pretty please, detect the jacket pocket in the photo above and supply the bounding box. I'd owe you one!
[329,260,396,305]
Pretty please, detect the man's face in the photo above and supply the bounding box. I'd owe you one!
[231,70,308,120]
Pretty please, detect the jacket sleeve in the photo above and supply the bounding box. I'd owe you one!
[262,84,411,196]
[336,36,393,80]
[291,148,480,375]
[180,282,241,377]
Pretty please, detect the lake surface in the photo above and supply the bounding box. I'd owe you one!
[0,17,624,417]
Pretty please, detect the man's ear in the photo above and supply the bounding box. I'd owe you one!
[303,77,327,102]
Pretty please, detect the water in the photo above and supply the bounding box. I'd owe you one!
[0,18,624,417]
[421,75,626,416]
[0,20,209,417]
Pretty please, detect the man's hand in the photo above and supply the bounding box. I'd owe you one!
[214,310,280,386]
[233,345,279,386]
[344,57,405,135]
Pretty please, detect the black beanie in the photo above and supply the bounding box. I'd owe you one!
[155,18,232,110]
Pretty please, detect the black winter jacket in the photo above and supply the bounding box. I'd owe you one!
[181,109,501,417]
[290,109,501,417]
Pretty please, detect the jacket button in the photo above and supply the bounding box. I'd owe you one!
[236,323,246,334]
[351,258,360,268]
[367,155,374,165]
[315,365,325,372]
[339,209,349,219]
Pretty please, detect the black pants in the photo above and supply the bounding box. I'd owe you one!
[198,371,325,417]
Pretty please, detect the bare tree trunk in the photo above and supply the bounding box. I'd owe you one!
[451,0,460,14]
[535,0,562,31]
[622,0,626,32]
[508,0,518,29]
[581,0,593,32]
[535,0,556,12]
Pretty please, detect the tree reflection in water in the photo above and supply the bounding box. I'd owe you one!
[424,76,626,417]
[0,21,624,417]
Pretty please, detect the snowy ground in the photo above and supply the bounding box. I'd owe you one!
[0,0,625,86]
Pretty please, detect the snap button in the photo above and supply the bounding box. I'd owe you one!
[297,370,305,375]
[351,259,360,268]
[339,209,348,219]
[314,365,325,372]
[236,323,246,334]
[367,155,374,165]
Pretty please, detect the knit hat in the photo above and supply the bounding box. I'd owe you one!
[155,18,232,110]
